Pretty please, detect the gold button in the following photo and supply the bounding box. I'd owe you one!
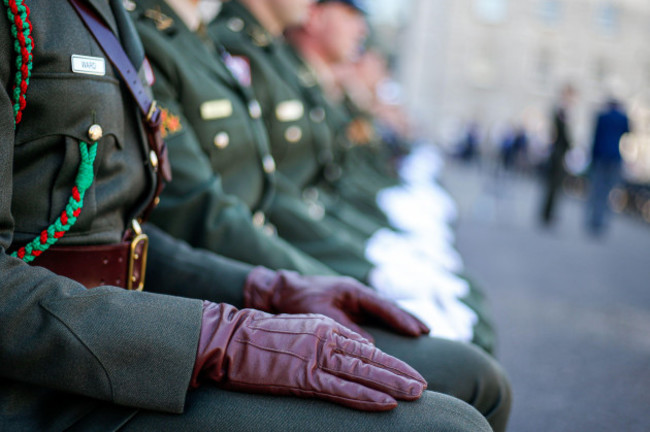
[149,150,159,169]
[154,196,161,206]
[214,132,230,149]
[285,126,303,143]
[88,124,103,141]
[228,18,244,32]
[122,0,136,11]
[248,101,262,119]
[252,211,266,227]
[262,155,276,174]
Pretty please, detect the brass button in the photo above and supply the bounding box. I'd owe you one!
[154,196,161,206]
[122,0,136,11]
[252,211,266,227]
[149,150,159,170]
[214,132,230,149]
[310,107,326,123]
[285,126,303,143]
[88,124,103,141]
[248,100,262,119]
[262,155,276,174]
[228,18,244,32]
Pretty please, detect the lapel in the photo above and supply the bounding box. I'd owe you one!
[85,0,120,36]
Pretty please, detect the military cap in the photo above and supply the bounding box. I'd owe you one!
[317,0,367,14]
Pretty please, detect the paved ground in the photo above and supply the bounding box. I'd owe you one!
[441,161,650,432]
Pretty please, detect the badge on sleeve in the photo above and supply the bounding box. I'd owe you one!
[200,99,234,120]
[159,107,182,138]
[142,57,156,86]
[223,54,252,87]
[276,100,304,122]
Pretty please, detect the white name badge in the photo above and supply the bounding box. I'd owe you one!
[71,55,106,76]
[276,100,304,122]
[201,99,234,120]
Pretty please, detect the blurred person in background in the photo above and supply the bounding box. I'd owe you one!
[456,120,481,163]
[586,93,630,236]
[540,83,576,226]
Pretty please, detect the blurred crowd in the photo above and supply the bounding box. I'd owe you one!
[452,81,637,236]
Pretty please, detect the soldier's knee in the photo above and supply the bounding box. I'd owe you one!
[408,391,493,432]
[440,342,512,432]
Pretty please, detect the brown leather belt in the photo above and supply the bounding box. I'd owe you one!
[27,223,149,290]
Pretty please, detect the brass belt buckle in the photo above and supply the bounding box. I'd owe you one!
[128,220,149,291]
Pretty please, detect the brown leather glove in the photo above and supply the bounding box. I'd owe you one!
[244,267,429,341]
[191,301,427,411]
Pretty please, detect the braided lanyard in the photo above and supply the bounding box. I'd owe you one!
[4,0,32,124]
[4,1,98,263]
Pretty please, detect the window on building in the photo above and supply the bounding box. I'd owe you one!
[537,0,562,26]
[473,0,509,24]
[594,1,620,36]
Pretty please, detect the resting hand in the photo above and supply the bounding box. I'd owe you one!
[191,302,427,411]
[244,267,430,341]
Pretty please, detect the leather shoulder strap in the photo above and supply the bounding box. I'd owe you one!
[69,0,153,121]
[68,0,171,222]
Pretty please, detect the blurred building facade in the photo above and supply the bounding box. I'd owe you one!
[392,0,650,182]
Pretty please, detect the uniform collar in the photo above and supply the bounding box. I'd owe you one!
[86,0,120,36]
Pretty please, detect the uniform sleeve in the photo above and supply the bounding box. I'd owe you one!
[0,28,202,414]
[267,174,373,282]
[144,223,252,307]
[145,52,337,277]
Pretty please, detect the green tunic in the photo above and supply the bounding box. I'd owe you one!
[130,0,349,276]
[0,0,254,428]
[133,0,374,280]
[210,1,387,240]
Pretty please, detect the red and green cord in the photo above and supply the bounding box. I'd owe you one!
[4,1,99,263]
[4,0,33,125]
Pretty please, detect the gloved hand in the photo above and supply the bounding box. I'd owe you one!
[191,302,427,411]
[244,267,429,341]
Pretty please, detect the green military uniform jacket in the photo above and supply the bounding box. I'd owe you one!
[131,0,374,280]
[210,1,385,249]
[278,44,397,231]
[0,1,260,429]
[129,0,344,276]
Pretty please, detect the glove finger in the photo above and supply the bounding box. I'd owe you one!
[324,333,426,401]
[312,369,398,411]
[312,306,375,342]
[358,291,431,336]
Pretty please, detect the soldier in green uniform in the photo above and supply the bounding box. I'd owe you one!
[0,1,513,431]
[208,0,496,351]
[130,0,378,282]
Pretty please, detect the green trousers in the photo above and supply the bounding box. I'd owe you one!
[120,388,493,432]
[69,328,509,431]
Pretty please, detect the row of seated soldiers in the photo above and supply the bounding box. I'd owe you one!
[1,0,511,430]
[143,0,495,350]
